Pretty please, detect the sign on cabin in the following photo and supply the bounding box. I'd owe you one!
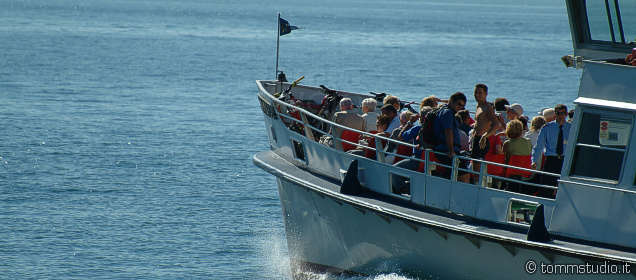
[599,119,631,146]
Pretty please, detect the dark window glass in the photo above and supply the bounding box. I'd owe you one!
[390,172,410,197]
[292,139,305,161]
[571,145,624,180]
[585,0,636,44]
[620,0,636,44]
[570,112,631,181]
[586,0,613,42]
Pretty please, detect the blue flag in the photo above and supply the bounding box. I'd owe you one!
[279,17,298,36]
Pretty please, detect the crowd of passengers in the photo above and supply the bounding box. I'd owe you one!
[322,84,573,198]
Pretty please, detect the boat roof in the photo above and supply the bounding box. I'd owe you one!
[566,0,635,60]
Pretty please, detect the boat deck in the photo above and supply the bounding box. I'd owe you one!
[254,150,636,264]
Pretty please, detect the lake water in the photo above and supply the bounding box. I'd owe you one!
[0,0,580,279]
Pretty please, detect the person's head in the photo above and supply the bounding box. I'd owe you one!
[376,114,393,132]
[530,116,546,132]
[518,115,529,131]
[494,97,509,112]
[380,103,398,119]
[506,119,524,139]
[542,108,556,122]
[399,111,416,125]
[339,98,354,111]
[555,104,568,124]
[568,109,574,121]
[383,95,401,111]
[419,95,438,111]
[474,84,488,103]
[449,92,467,112]
[505,103,524,121]
[361,98,377,113]
[455,110,471,125]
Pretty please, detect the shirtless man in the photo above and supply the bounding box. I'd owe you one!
[471,84,501,160]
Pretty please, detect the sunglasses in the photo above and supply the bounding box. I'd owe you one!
[556,111,567,115]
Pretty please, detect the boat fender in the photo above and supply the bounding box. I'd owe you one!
[526,204,552,243]
[340,160,362,195]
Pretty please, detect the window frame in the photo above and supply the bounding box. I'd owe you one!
[568,108,633,184]
[583,0,632,45]
[290,137,307,165]
[567,0,635,59]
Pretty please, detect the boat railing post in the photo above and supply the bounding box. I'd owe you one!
[451,155,458,182]
[299,111,315,141]
[424,149,430,175]
[375,135,386,163]
[479,161,487,187]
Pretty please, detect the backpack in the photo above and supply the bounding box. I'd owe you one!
[416,106,444,149]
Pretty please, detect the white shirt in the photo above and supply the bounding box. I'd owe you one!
[361,111,378,132]
[525,130,540,148]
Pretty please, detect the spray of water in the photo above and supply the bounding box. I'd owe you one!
[257,229,293,279]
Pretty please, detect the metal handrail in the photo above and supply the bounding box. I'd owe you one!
[258,81,561,193]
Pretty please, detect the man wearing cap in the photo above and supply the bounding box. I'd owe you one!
[532,104,571,188]
[505,103,524,122]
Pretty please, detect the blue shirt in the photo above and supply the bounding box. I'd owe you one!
[433,105,461,153]
[401,124,422,157]
[532,121,571,164]
[386,116,400,134]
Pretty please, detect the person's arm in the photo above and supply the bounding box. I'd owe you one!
[532,127,546,168]
[440,110,455,157]
[401,124,420,142]
[503,140,510,164]
[445,128,455,158]
[479,106,501,149]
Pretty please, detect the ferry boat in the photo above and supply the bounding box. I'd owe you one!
[253,0,636,279]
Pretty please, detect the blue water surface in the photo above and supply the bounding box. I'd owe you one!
[0,0,579,279]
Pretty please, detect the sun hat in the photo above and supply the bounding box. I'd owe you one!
[505,103,524,116]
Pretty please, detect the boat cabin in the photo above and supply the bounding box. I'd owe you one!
[550,0,636,248]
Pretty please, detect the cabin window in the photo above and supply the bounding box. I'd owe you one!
[291,139,306,162]
[570,112,631,181]
[585,0,636,44]
[389,172,411,198]
[506,199,539,226]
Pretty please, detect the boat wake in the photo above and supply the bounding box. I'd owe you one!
[258,231,418,280]
[292,271,418,280]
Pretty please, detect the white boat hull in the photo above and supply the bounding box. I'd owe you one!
[275,176,635,279]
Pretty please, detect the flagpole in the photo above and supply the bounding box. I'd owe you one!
[275,12,281,83]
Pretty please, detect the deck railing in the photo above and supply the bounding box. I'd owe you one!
[259,81,560,199]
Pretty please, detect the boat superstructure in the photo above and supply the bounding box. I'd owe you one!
[253,0,636,279]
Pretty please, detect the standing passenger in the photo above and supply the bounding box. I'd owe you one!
[525,116,546,171]
[532,104,571,188]
[472,84,501,164]
[494,97,510,124]
[434,92,469,182]
[505,103,524,122]
[503,120,533,193]
[542,108,556,123]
